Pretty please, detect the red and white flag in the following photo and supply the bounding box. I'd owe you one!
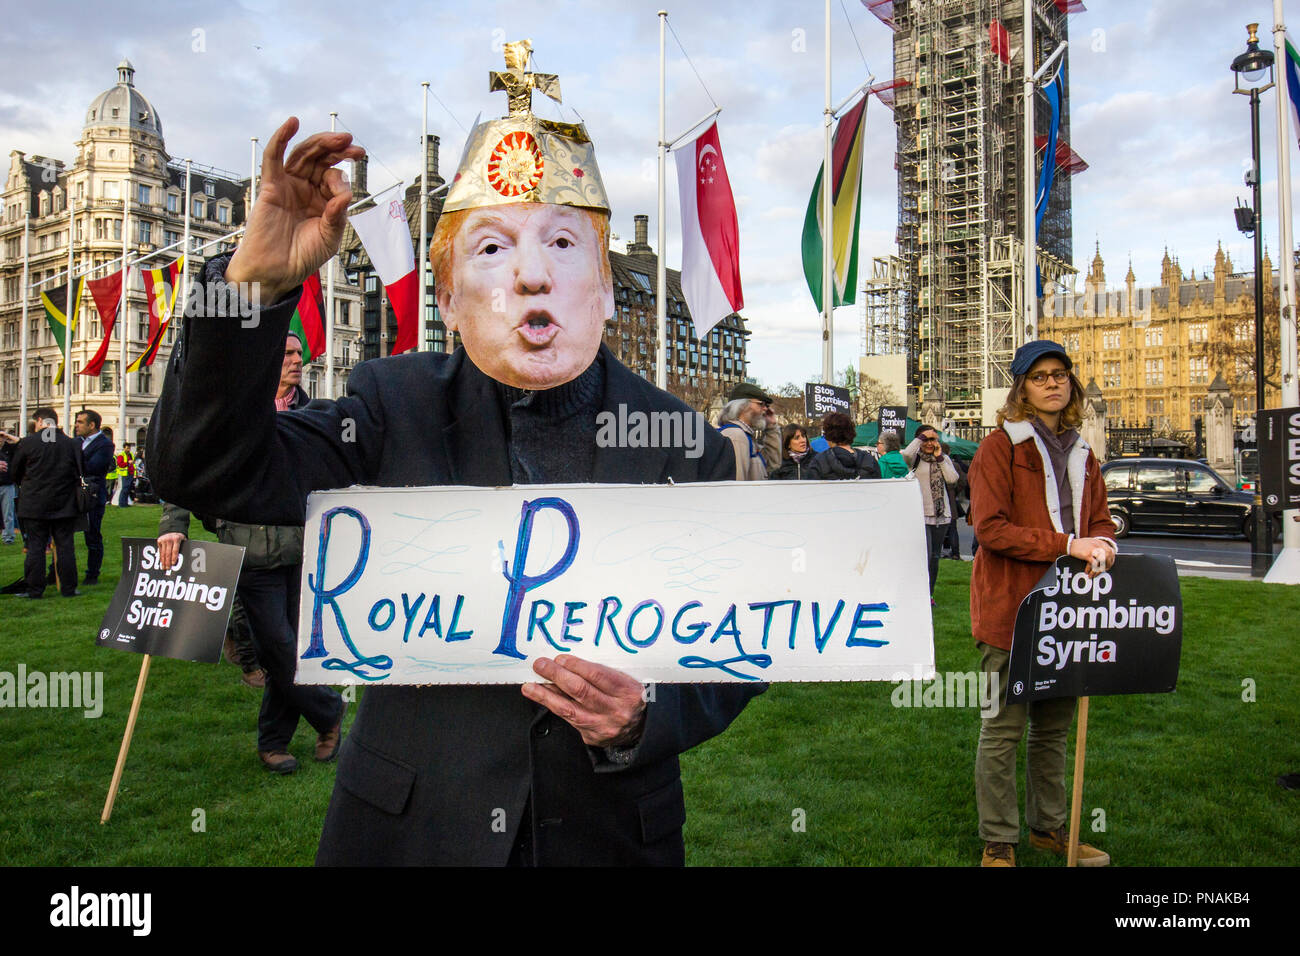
[674,121,743,339]
[350,196,419,354]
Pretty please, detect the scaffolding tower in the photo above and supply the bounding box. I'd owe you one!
[862,254,910,357]
[884,0,1079,422]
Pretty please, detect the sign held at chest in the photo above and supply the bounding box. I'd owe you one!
[296,481,935,685]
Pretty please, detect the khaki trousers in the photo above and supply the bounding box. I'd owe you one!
[974,642,1077,843]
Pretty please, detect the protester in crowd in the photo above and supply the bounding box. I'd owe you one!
[73,409,114,585]
[148,83,761,865]
[115,443,135,507]
[940,442,969,560]
[157,332,339,773]
[768,424,813,480]
[0,436,15,545]
[968,339,1117,868]
[717,383,780,480]
[807,412,880,480]
[903,424,959,598]
[875,430,910,478]
[103,427,118,502]
[7,407,83,598]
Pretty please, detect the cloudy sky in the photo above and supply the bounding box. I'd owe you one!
[1,0,1294,388]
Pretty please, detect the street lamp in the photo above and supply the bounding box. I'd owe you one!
[1230,22,1275,577]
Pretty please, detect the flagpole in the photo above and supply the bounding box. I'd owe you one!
[18,214,30,436]
[61,197,76,427]
[420,83,430,357]
[250,137,258,205]
[117,195,130,438]
[1022,0,1037,343]
[656,10,669,390]
[181,159,192,328]
[821,0,834,384]
[324,114,337,394]
[1269,0,1300,575]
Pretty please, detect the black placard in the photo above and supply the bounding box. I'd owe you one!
[804,382,851,418]
[1259,406,1300,510]
[877,405,908,438]
[1006,554,1182,703]
[96,538,245,662]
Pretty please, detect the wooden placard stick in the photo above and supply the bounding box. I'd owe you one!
[1066,695,1089,867]
[101,654,152,824]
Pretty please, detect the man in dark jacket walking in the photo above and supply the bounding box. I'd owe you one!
[74,408,114,584]
[9,407,83,598]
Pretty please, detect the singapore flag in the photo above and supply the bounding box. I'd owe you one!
[674,121,743,339]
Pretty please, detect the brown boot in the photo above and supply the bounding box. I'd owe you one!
[258,751,298,775]
[981,841,1016,867]
[315,707,345,762]
[240,667,266,689]
[1029,826,1110,867]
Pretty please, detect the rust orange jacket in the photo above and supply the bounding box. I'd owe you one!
[968,420,1116,650]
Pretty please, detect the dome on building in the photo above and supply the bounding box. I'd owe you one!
[83,60,163,138]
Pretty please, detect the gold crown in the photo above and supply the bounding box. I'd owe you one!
[443,40,610,214]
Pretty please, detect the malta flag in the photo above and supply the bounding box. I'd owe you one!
[674,121,744,339]
[79,268,125,377]
[350,197,418,354]
[128,256,184,372]
[801,94,869,312]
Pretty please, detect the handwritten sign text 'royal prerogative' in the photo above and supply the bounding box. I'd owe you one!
[294,480,935,684]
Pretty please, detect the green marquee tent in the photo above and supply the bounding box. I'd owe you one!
[853,417,980,462]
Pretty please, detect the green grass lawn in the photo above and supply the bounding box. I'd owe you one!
[1,505,1297,866]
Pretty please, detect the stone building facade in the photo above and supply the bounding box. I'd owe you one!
[0,61,363,440]
[1040,243,1282,433]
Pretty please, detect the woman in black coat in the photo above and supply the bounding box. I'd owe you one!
[807,413,881,480]
[768,424,813,480]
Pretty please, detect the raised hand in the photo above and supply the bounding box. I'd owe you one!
[225,117,365,306]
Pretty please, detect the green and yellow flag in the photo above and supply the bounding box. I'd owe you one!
[40,277,85,386]
[801,94,869,312]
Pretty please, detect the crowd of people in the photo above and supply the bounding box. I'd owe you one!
[1,406,119,597]
[719,382,971,601]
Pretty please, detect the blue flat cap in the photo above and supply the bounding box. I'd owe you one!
[1011,339,1072,376]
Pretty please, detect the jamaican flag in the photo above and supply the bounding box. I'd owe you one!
[41,277,85,386]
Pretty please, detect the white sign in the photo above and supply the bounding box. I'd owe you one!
[296,480,935,685]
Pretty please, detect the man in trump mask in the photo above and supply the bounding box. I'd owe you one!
[150,40,762,866]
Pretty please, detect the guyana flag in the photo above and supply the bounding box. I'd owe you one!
[289,271,327,362]
[127,256,184,373]
[800,94,869,311]
[41,277,85,386]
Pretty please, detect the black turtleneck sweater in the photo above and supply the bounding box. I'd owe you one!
[494,352,605,485]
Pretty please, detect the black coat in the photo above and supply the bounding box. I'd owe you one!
[768,455,812,480]
[149,260,762,866]
[11,429,83,520]
[80,431,115,506]
[807,446,881,481]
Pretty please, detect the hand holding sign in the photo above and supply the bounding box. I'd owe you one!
[523,654,648,748]
[157,532,185,572]
[1067,536,1115,576]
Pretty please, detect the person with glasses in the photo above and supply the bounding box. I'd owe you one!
[717,383,781,481]
[967,340,1117,868]
[902,423,959,599]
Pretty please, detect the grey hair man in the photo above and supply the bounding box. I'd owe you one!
[717,383,780,481]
